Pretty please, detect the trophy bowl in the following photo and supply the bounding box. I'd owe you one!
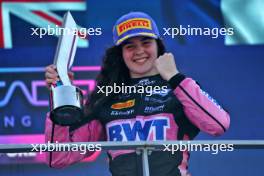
[50,85,84,126]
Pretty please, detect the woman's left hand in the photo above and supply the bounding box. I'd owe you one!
[154,53,179,81]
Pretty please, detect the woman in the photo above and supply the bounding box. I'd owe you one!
[45,12,230,176]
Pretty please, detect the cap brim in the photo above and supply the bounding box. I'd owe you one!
[116,32,158,46]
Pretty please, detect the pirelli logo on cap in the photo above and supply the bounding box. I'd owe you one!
[117,18,152,36]
[111,99,135,110]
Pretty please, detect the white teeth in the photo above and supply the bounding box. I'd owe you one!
[134,58,147,63]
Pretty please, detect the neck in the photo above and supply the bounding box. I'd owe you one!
[130,68,159,78]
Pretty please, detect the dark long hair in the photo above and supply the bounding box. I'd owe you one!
[84,39,166,117]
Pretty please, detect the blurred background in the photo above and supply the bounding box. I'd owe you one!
[0,0,263,175]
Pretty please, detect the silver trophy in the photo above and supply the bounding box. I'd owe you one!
[49,12,83,126]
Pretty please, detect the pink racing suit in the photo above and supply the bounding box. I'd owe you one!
[45,73,230,176]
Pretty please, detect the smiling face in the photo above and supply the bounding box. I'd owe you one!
[121,36,159,78]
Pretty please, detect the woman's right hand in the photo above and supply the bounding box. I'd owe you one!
[44,64,75,88]
[45,64,59,88]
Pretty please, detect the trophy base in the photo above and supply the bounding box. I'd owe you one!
[49,85,84,126]
[50,105,83,126]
